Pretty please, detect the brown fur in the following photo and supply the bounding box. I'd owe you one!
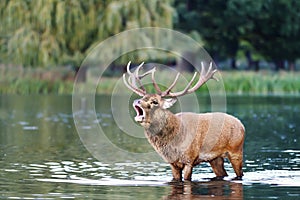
[134,94,245,181]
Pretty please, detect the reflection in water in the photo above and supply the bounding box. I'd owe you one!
[164,181,243,200]
[0,95,300,199]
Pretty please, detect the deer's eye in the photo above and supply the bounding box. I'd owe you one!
[152,100,158,105]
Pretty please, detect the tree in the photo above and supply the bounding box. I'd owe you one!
[242,0,300,70]
[174,0,252,69]
[93,0,175,65]
[0,0,174,68]
[175,0,300,71]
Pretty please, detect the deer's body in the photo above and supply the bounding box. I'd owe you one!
[124,61,245,181]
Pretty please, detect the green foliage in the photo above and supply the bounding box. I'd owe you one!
[241,0,300,64]
[0,66,300,95]
[175,0,247,61]
[174,0,300,68]
[1,0,300,72]
[96,70,300,96]
[221,71,300,95]
[0,78,74,95]
[0,66,74,94]
[0,0,174,68]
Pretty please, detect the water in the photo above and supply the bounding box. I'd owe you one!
[0,95,299,199]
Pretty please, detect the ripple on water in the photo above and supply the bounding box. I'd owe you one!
[23,159,300,187]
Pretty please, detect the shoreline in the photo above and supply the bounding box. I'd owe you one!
[1,70,299,95]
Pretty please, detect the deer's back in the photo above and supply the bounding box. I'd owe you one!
[175,112,245,162]
[175,112,244,135]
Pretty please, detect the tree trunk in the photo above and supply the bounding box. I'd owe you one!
[274,60,285,71]
[231,58,237,69]
[254,61,260,71]
[245,50,252,70]
[245,50,260,71]
[288,61,295,71]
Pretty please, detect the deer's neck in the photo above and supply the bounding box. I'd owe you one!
[146,108,179,136]
[144,109,183,163]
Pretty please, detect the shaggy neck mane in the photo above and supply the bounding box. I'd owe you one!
[145,109,181,148]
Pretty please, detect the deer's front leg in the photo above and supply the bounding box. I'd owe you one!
[183,165,193,181]
[170,164,182,181]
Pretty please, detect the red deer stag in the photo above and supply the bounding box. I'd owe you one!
[123,61,245,181]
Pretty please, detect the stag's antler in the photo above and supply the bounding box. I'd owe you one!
[123,61,218,97]
[162,62,218,97]
[123,61,147,96]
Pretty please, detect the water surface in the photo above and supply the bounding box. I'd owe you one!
[0,95,299,199]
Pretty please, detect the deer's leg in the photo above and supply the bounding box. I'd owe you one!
[170,164,182,181]
[209,157,228,177]
[183,165,193,181]
[228,152,243,179]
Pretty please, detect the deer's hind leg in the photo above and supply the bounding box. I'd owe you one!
[209,157,228,178]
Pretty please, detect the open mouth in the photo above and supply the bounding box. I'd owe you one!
[133,102,145,123]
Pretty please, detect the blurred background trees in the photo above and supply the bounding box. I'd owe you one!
[174,0,300,71]
[0,0,174,68]
[0,0,299,71]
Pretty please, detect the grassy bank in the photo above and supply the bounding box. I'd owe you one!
[221,71,300,95]
[112,70,300,96]
[0,78,74,95]
[0,66,74,95]
[1,69,300,95]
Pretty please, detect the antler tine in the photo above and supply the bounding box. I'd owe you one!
[131,62,159,91]
[160,72,180,97]
[138,67,154,79]
[166,72,198,97]
[135,62,150,78]
[123,74,145,96]
[126,61,133,76]
[165,61,217,97]
[187,61,217,93]
[131,62,146,90]
[207,61,219,82]
[126,61,136,86]
[123,61,146,96]
[132,63,162,94]
[151,67,162,94]
[134,62,144,76]
[126,61,140,89]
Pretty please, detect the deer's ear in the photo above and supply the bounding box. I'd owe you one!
[162,98,177,109]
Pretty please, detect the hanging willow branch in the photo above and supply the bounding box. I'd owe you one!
[0,0,174,67]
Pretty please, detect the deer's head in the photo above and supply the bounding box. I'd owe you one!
[123,61,217,127]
